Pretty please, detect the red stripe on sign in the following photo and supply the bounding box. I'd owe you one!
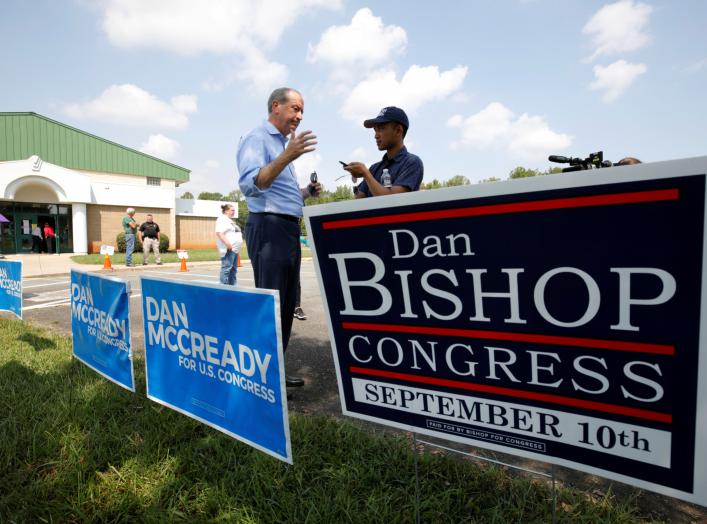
[349,366,673,424]
[322,188,679,230]
[341,322,675,356]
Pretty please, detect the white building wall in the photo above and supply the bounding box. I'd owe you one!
[175,198,237,218]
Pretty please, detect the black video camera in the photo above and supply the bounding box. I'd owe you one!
[549,151,613,173]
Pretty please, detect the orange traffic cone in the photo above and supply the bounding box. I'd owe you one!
[179,257,188,272]
[237,254,242,267]
[103,254,113,270]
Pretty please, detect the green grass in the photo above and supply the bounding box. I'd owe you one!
[71,247,312,265]
[0,319,654,523]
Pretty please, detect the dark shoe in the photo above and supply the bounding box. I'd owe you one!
[294,306,307,320]
[143,262,148,265]
[126,264,133,267]
[156,262,163,265]
[285,375,304,387]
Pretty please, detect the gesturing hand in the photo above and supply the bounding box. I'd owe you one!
[286,130,317,161]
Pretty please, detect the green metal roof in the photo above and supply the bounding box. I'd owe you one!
[0,112,190,183]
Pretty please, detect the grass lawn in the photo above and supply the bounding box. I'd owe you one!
[71,247,313,265]
[0,319,652,522]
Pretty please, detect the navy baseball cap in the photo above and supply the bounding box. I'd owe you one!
[363,106,409,131]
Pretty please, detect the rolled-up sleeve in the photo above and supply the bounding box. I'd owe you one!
[237,133,267,197]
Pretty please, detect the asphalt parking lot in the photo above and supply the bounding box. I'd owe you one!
[18,259,341,413]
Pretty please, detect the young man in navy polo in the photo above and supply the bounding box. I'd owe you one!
[343,106,424,197]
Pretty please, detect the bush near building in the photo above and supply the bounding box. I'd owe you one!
[116,232,169,253]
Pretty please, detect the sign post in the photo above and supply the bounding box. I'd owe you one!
[304,157,707,506]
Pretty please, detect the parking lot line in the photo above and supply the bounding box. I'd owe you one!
[23,280,70,289]
[23,299,71,311]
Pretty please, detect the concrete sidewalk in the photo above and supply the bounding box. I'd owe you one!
[3,253,227,278]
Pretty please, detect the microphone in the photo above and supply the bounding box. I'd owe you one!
[548,155,569,163]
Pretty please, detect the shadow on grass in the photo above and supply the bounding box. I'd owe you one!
[17,332,58,351]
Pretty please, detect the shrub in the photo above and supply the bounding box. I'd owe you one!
[116,232,169,253]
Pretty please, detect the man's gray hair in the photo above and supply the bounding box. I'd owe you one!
[126,207,135,214]
[267,87,301,114]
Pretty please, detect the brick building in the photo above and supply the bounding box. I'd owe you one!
[0,112,232,254]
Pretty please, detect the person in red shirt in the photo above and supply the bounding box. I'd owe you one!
[43,223,56,253]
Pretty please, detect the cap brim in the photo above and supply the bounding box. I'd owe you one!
[363,117,387,128]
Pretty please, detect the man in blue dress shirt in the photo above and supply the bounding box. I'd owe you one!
[343,106,424,197]
[237,87,321,388]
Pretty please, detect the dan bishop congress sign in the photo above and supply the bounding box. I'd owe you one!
[304,156,707,506]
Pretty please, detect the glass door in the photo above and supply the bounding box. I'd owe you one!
[14,213,38,253]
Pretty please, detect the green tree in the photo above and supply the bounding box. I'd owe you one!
[331,185,356,201]
[445,175,471,187]
[236,199,248,231]
[180,191,194,199]
[478,176,502,184]
[225,189,244,202]
[421,179,443,190]
[508,166,541,179]
[197,191,226,201]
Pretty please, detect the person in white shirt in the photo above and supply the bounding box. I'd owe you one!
[31,225,43,253]
[215,204,243,285]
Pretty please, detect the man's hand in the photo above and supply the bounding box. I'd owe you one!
[308,182,322,198]
[256,130,318,190]
[285,130,317,162]
[302,182,322,199]
[343,162,370,179]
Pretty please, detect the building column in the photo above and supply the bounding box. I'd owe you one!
[72,203,88,254]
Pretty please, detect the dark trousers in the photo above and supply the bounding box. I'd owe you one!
[245,213,301,352]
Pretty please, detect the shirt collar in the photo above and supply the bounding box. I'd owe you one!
[264,120,285,138]
[381,146,408,164]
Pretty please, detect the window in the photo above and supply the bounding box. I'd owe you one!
[147,177,161,186]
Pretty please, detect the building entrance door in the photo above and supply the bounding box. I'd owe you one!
[14,213,39,253]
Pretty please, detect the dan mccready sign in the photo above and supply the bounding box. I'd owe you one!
[305,157,707,506]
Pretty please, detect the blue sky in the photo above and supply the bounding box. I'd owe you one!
[2,0,705,195]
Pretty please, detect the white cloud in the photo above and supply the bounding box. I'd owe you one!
[589,59,647,102]
[99,0,341,91]
[447,103,514,149]
[307,8,406,70]
[293,152,322,187]
[583,0,653,62]
[348,147,371,164]
[447,102,572,159]
[341,65,468,123]
[685,58,707,74]
[64,84,197,129]
[101,0,341,55]
[235,45,289,94]
[205,160,221,169]
[139,134,179,159]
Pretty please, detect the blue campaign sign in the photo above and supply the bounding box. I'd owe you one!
[305,156,707,506]
[140,277,291,463]
[70,269,134,391]
[0,259,22,318]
